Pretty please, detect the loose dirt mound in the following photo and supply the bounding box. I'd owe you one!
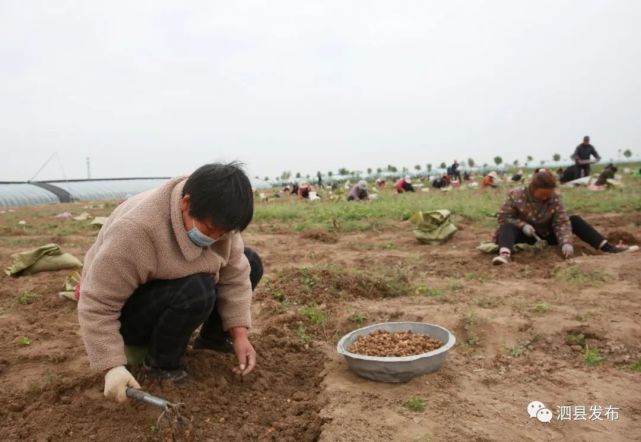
[606,229,639,245]
[299,230,339,244]
[258,265,411,305]
[348,330,443,357]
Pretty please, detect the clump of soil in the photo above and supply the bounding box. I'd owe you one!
[300,230,339,244]
[348,330,443,357]
[606,230,639,245]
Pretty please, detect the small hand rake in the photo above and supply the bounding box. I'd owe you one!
[126,388,193,440]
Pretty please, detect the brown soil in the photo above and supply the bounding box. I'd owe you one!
[0,328,324,441]
[347,331,443,357]
[1,204,641,441]
[257,265,411,306]
[605,229,639,245]
[299,230,339,244]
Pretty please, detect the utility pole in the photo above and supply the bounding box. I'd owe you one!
[86,157,91,179]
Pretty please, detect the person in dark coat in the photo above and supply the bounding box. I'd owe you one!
[571,136,601,177]
[560,165,581,184]
[449,160,461,181]
[594,164,618,186]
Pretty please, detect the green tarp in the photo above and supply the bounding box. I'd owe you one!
[90,216,109,226]
[409,210,458,244]
[5,243,82,277]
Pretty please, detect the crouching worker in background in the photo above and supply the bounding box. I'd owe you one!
[395,175,415,193]
[78,162,264,403]
[347,180,369,201]
[492,169,637,265]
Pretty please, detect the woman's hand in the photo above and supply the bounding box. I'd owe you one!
[522,224,536,237]
[562,244,574,258]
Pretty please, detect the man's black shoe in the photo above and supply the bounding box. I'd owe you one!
[141,362,190,384]
[192,335,234,354]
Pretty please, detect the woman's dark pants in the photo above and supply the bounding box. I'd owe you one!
[497,215,605,252]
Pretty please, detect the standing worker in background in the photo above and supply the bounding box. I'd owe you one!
[78,162,263,403]
[449,160,461,181]
[571,136,601,177]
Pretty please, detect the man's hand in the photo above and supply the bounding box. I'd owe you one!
[562,244,574,259]
[522,224,536,237]
[104,365,140,403]
[229,327,256,376]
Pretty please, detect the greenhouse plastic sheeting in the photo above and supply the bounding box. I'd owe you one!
[0,184,60,207]
[1,176,274,208]
[52,179,168,201]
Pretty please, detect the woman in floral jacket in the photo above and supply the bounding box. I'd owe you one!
[492,170,637,265]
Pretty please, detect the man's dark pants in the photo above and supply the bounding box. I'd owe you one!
[119,248,263,370]
[578,163,591,178]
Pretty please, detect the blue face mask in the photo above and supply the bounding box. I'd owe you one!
[187,218,217,247]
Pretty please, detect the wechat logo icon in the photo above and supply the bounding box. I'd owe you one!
[528,401,553,423]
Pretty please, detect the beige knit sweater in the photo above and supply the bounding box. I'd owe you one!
[78,177,252,371]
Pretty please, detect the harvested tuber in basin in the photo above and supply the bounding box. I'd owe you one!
[337,322,456,383]
[348,330,443,357]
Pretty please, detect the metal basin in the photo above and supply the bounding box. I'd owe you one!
[336,321,456,383]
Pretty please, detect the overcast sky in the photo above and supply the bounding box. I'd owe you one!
[1,0,640,181]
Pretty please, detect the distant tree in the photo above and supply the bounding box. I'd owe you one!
[328,171,333,177]
[414,164,421,171]
[264,176,269,181]
[338,168,349,175]
[367,168,372,175]
[280,171,291,180]
[439,162,447,169]
[427,164,432,173]
[376,167,382,174]
[387,164,397,172]
[513,159,519,166]
[494,156,503,166]
[467,158,475,168]
[295,172,301,178]
[526,155,533,163]
[540,160,545,166]
[402,166,409,173]
[482,163,488,169]
[305,174,310,179]
[624,149,632,158]
[553,153,561,162]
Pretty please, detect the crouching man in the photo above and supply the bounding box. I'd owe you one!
[78,162,263,403]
